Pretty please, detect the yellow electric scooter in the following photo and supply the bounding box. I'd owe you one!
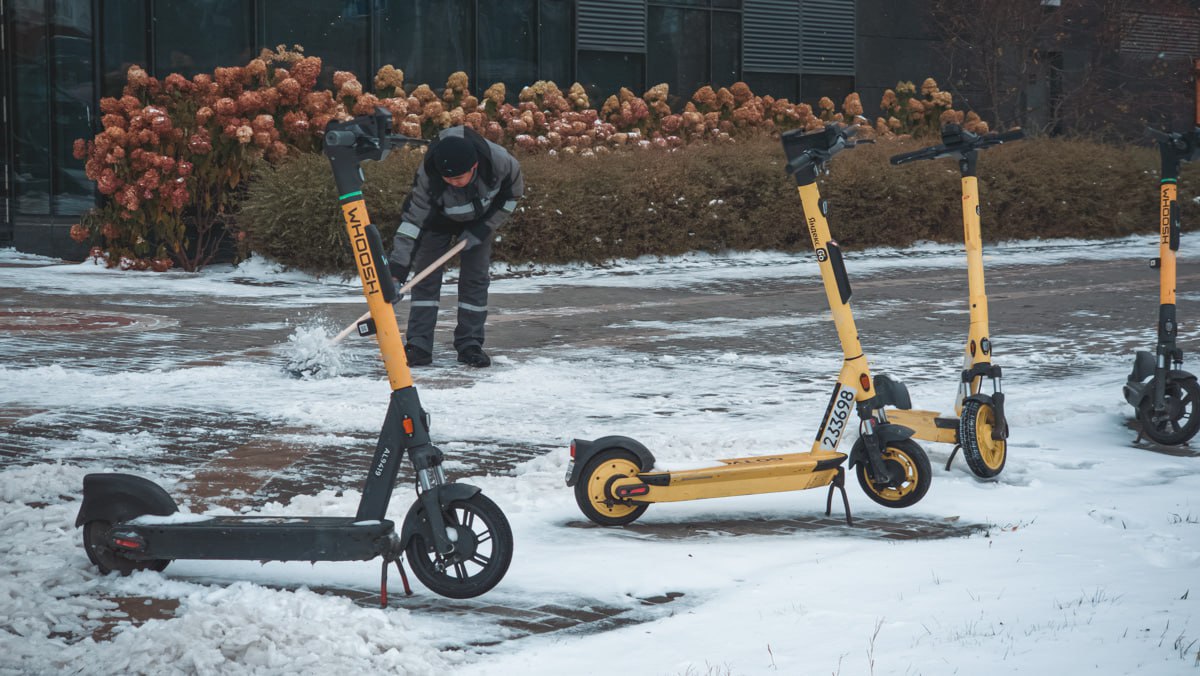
[886,125,1024,479]
[564,125,932,526]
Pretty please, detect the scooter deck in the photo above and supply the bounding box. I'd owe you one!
[112,516,397,562]
[887,409,959,444]
[615,450,846,503]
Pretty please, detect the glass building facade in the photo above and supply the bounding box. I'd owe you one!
[1,0,859,257]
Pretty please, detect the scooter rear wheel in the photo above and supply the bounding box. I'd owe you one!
[854,438,932,508]
[574,450,649,526]
[959,399,1006,479]
[1137,377,1200,446]
[405,493,513,599]
[82,520,170,575]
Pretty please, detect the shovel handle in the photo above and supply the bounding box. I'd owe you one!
[331,239,469,346]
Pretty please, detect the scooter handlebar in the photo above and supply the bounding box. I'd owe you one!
[986,129,1026,145]
[889,145,941,165]
[890,128,1025,165]
[386,134,430,148]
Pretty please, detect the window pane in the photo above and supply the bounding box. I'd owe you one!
[50,0,95,214]
[261,0,369,88]
[577,50,644,103]
[12,0,51,215]
[711,11,739,88]
[478,0,536,99]
[647,7,708,105]
[100,0,147,97]
[538,0,573,86]
[713,0,740,8]
[154,0,252,78]
[379,0,472,92]
[742,71,797,101]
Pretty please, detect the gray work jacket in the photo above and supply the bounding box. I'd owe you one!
[394,126,524,245]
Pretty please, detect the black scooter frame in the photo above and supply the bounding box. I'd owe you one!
[1124,126,1200,445]
[77,108,510,600]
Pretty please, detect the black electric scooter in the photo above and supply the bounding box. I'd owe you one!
[76,108,513,601]
[1124,125,1200,446]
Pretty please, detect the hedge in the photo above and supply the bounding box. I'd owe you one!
[237,135,1200,275]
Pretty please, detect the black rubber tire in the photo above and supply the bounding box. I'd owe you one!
[405,493,513,599]
[573,450,649,526]
[1137,377,1200,446]
[959,399,1007,479]
[82,520,170,575]
[854,438,932,508]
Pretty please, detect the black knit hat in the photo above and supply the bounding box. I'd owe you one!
[431,136,478,177]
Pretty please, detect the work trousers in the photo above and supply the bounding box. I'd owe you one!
[405,227,492,354]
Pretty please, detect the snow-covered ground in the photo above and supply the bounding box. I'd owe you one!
[1,239,1199,675]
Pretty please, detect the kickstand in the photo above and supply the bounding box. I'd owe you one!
[825,466,854,526]
[380,557,415,608]
[394,558,413,597]
[945,444,961,471]
[380,559,389,608]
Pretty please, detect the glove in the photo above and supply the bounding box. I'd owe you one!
[463,222,492,250]
[389,261,410,284]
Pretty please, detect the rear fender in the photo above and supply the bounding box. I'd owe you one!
[565,436,655,487]
[1129,351,1155,384]
[76,473,178,528]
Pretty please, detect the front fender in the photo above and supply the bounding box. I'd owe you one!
[964,393,994,407]
[1126,369,1197,408]
[398,482,482,548]
[566,436,656,487]
[848,424,915,468]
[76,473,178,528]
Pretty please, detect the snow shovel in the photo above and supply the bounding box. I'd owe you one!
[284,239,468,378]
[331,238,468,346]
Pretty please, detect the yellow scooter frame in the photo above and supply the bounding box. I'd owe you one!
[565,125,933,527]
[888,125,1024,479]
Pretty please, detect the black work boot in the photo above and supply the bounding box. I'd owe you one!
[457,345,491,368]
[404,343,432,367]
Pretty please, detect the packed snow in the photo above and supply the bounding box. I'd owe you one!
[1,238,1198,675]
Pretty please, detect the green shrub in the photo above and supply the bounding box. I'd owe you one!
[237,136,1200,274]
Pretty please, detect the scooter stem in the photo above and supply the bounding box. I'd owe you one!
[331,239,469,346]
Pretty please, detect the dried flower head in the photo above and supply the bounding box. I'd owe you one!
[375,64,404,91]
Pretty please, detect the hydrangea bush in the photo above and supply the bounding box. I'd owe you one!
[73,46,983,270]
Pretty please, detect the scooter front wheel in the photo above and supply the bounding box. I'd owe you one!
[1137,377,1200,446]
[959,399,1007,479]
[854,438,932,508]
[405,493,513,599]
[574,449,649,526]
[82,520,170,575]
